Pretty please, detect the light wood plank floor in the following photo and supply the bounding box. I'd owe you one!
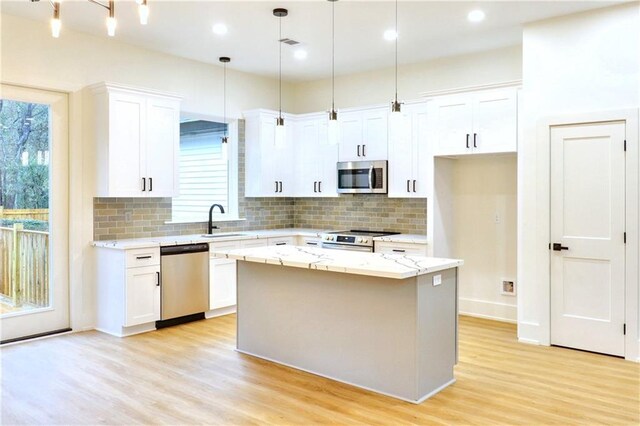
[1,315,638,425]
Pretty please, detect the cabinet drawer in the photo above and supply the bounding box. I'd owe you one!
[209,240,241,257]
[125,247,160,268]
[240,239,269,249]
[267,236,296,246]
[298,237,321,247]
[374,242,427,256]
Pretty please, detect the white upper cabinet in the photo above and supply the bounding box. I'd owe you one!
[244,110,294,197]
[388,102,430,198]
[431,88,517,156]
[338,107,388,162]
[295,114,338,197]
[90,83,181,197]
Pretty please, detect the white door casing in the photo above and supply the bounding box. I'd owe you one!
[550,121,626,356]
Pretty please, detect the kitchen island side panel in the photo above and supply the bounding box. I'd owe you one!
[416,268,457,399]
[236,262,419,401]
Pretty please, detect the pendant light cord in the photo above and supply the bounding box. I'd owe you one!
[331,0,335,111]
[279,15,282,119]
[395,0,398,102]
[223,62,227,138]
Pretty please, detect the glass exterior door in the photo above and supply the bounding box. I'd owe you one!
[0,85,69,343]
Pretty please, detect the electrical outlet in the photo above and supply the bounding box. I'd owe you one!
[433,274,442,286]
[125,210,133,222]
[494,213,501,224]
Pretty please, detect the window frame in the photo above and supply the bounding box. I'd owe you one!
[167,114,240,224]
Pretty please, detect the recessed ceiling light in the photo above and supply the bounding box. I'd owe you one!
[294,49,308,60]
[383,29,398,41]
[212,23,228,35]
[467,10,485,23]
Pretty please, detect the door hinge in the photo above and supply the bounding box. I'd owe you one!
[624,232,627,244]
[624,139,627,151]
[623,323,626,335]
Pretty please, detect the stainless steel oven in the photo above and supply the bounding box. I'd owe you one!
[337,160,387,194]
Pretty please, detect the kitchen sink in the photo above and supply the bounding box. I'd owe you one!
[200,233,246,238]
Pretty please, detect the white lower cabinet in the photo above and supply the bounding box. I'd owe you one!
[240,239,269,249]
[95,247,161,337]
[209,241,240,310]
[125,265,161,327]
[374,241,428,256]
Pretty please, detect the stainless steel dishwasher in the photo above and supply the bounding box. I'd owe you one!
[158,243,209,326]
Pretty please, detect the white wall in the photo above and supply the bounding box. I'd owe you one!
[291,45,522,113]
[454,156,518,322]
[519,3,640,351]
[0,13,294,332]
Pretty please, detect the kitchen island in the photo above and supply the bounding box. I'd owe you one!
[212,245,463,404]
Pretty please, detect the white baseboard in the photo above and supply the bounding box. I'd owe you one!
[459,298,516,323]
[205,305,236,319]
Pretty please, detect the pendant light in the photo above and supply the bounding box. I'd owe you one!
[327,0,339,146]
[220,56,231,162]
[273,8,288,149]
[50,1,61,38]
[389,0,403,128]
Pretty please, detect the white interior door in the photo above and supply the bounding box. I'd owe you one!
[550,121,626,356]
[0,84,69,343]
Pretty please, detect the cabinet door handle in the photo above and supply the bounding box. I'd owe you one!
[149,177,153,192]
[279,181,283,192]
[413,180,417,192]
[275,181,279,193]
[392,249,406,253]
[306,242,318,246]
[362,144,366,157]
[318,181,321,192]
[275,242,287,246]
[156,271,160,286]
[357,145,361,157]
[136,255,152,260]
[473,133,477,148]
[314,181,317,193]
[407,180,410,193]
[466,134,470,149]
[142,177,146,191]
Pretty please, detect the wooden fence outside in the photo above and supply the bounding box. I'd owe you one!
[0,224,49,308]
[0,207,49,222]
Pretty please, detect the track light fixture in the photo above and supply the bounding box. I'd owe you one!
[37,0,151,37]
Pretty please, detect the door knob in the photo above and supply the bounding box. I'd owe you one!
[552,243,569,251]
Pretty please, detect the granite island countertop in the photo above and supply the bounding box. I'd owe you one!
[212,245,461,280]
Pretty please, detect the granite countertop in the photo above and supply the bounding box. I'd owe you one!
[212,245,461,280]
[372,234,428,244]
[92,228,328,250]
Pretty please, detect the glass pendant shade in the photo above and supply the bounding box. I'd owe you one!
[328,113,339,146]
[106,16,117,36]
[275,116,286,149]
[139,3,149,25]
[51,18,61,38]
[221,136,229,162]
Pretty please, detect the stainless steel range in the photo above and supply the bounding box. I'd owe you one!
[320,230,400,252]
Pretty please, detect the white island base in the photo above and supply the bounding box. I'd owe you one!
[235,261,459,404]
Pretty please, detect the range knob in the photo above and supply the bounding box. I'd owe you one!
[363,239,368,243]
[358,238,364,243]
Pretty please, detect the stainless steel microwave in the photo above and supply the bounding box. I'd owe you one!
[337,160,388,194]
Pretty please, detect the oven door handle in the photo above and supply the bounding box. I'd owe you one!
[321,243,372,252]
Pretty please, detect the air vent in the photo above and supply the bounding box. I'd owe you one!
[279,38,300,46]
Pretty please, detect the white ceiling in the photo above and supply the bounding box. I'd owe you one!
[1,0,623,82]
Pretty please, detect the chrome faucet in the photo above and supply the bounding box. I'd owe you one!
[208,203,225,234]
